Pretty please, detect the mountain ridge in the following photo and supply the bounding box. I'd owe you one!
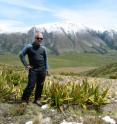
[0,22,117,55]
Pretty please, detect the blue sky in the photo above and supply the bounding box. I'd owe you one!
[0,0,117,32]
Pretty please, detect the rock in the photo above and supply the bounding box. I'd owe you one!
[25,121,33,124]
[102,116,116,124]
[42,117,52,124]
[33,113,52,124]
[41,104,49,110]
[33,113,43,124]
[114,99,117,103]
[50,109,55,112]
[60,119,83,124]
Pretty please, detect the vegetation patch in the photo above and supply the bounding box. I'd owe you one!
[0,64,117,123]
[80,62,117,79]
[0,64,109,111]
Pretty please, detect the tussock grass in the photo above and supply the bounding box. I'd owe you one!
[0,64,110,111]
[42,79,109,111]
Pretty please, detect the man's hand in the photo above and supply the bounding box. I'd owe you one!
[25,65,32,72]
[46,71,49,76]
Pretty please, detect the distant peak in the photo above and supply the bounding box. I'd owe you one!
[35,21,88,33]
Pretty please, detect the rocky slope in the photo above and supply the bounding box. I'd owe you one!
[0,22,117,55]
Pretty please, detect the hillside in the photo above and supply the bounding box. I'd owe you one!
[80,62,117,79]
[0,64,117,123]
[0,22,117,55]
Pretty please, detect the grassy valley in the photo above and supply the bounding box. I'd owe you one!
[1,51,117,69]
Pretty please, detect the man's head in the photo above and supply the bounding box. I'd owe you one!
[34,32,43,45]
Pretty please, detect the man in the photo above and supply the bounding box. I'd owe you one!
[19,32,48,106]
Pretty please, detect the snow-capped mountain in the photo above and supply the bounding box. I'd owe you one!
[35,22,88,33]
[27,22,117,54]
[0,22,117,54]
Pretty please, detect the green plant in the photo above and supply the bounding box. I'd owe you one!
[43,78,109,111]
[0,64,110,111]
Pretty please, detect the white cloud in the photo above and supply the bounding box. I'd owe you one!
[0,0,52,12]
[54,9,117,31]
[0,20,30,33]
[0,0,117,32]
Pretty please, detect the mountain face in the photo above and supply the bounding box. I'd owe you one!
[0,22,117,55]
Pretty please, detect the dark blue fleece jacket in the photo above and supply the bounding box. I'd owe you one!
[19,42,48,72]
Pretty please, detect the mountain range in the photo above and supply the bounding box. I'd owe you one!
[0,22,117,55]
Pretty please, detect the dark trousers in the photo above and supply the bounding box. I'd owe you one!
[22,69,46,102]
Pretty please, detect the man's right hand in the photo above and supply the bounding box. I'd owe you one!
[46,71,50,76]
[25,65,32,72]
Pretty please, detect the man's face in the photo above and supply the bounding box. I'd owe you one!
[35,33,43,45]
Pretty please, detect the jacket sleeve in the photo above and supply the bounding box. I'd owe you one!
[19,45,29,67]
[43,47,48,71]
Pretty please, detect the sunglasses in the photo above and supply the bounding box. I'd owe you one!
[36,37,43,40]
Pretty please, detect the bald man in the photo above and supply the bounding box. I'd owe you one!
[19,32,48,106]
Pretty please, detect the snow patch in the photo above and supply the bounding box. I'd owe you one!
[36,21,87,33]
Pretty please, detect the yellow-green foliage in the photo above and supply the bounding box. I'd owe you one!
[43,79,109,110]
[0,64,26,101]
[0,64,109,110]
